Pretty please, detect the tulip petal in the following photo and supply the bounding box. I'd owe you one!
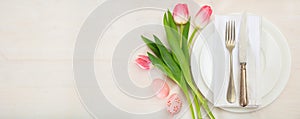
[135,55,151,70]
[138,55,151,63]
[173,4,189,25]
[194,5,212,29]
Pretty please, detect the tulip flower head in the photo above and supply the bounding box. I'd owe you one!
[194,5,212,29]
[173,4,189,25]
[135,55,151,70]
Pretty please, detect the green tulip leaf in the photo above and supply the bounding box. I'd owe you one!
[141,35,161,58]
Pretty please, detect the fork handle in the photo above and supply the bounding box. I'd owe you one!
[227,53,236,103]
[240,63,248,107]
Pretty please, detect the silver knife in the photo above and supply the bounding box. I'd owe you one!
[239,12,249,107]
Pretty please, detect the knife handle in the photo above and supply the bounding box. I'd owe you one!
[240,63,248,107]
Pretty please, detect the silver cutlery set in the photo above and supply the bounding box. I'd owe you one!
[225,13,249,107]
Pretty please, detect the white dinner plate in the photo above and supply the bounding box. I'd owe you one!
[190,17,291,113]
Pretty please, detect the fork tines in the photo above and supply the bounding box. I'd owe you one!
[225,20,236,43]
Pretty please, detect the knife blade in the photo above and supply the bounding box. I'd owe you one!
[239,12,249,107]
[239,13,248,63]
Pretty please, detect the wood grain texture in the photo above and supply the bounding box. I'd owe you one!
[0,0,299,118]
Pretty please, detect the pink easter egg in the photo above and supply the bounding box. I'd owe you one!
[152,79,170,99]
[166,93,182,114]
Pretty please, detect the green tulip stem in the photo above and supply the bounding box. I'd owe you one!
[190,84,215,119]
[181,82,196,119]
[180,24,184,48]
[193,93,202,119]
[188,27,199,48]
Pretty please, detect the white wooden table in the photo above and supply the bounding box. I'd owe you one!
[0,0,299,118]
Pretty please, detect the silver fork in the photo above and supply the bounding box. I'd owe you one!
[225,21,236,103]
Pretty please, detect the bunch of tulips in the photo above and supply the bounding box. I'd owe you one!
[137,3,214,119]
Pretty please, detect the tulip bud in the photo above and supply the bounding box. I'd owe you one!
[173,4,189,25]
[135,55,151,70]
[194,5,212,29]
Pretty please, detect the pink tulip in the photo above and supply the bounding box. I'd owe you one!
[194,5,212,29]
[135,55,151,70]
[173,4,189,25]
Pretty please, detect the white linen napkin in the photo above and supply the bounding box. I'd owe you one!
[213,15,262,107]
